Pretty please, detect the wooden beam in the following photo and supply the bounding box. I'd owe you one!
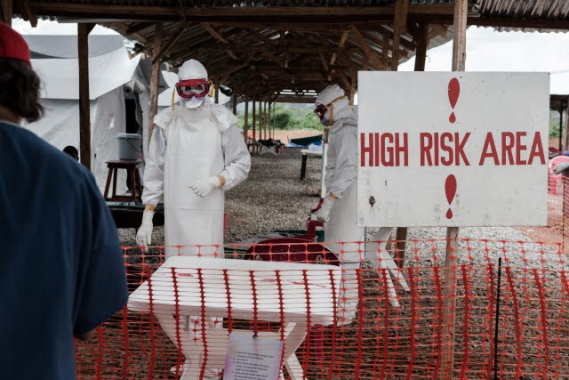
[565,100,569,150]
[226,49,239,60]
[153,21,191,64]
[243,97,249,145]
[125,22,154,35]
[202,22,229,44]
[349,25,386,71]
[28,3,458,22]
[391,0,410,71]
[147,22,163,148]
[17,0,37,27]
[104,22,148,44]
[274,96,316,103]
[330,30,350,66]
[381,28,389,65]
[413,22,429,72]
[252,99,256,142]
[1,0,13,25]
[441,2,467,379]
[429,23,449,37]
[77,23,95,170]
[336,71,351,93]
[319,52,329,73]
[452,0,468,72]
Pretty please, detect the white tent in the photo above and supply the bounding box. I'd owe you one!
[22,34,172,195]
[551,70,569,95]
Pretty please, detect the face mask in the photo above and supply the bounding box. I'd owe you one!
[319,108,331,126]
[184,96,206,109]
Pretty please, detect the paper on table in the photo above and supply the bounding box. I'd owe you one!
[223,332,284,380]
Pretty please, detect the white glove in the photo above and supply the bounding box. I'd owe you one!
[189,176,221,197]
[136,210,154,252]
[310,196,336,223]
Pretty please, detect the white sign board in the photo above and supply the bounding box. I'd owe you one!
[357,72,549,227]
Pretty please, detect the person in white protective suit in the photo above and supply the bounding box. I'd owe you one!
[136,59,250,379]
[136,59,250,256]
[310,84,364,325]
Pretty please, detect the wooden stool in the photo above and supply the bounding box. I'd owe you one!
[104,160,143,202]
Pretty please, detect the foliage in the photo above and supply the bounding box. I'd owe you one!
[550,110,561,137]
[237,102,324,132]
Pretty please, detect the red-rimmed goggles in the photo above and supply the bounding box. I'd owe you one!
[314,104,328,119]
[175,79,210,99]
[314,95,346,120]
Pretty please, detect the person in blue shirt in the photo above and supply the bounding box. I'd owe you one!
[0,22,128,379]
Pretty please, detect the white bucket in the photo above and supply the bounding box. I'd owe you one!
[117,133,142,161]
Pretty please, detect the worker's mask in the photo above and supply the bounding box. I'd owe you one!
[176,79,210,109]
[314,95,345,127]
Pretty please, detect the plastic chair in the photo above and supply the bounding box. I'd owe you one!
[243,235,339,364]
[548,155,569,194]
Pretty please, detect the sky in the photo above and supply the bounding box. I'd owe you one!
[11,19,569,94]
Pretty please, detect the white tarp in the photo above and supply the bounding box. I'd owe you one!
[32,48,141,100]
[357,72,549,227]
[24,87,127,195]
[22,34,145,195]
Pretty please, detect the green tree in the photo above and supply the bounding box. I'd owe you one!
[274,110,292,130]
[550,110,561,137]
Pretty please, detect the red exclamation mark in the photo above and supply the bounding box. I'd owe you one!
[445,174,457,219]
[448,78,460,124]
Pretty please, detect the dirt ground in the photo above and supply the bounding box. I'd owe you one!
[272,129,323,143]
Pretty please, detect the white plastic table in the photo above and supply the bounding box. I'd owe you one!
[128,256,341,380]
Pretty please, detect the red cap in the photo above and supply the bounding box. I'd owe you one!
[0,22,31,65]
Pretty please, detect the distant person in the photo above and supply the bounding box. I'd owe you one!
[63,145,79,161]
[0,22,128,379]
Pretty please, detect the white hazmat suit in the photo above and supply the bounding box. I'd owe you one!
[311,84,364,325]
[137,59,250,258]
[136,59,250,380]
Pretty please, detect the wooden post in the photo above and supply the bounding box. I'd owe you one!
[452,0,468,72]
[441,0,467,378]
[264,101,268,140]
[559,106,564,152]
[215,80,220,104]
[414,22,429,72]
[0,0,13,24]
[565,98,569,150]
[232,92,237,115]
[394,22,429,268]
[147,22,163,149]
[78,23,95,170]
[267,101,272,140]
[252,100,256,143]
[272,102,276,139]
[244,97,249,145]
[391,0,409,71]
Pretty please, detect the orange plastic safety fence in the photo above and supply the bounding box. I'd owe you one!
[73,237,569,380]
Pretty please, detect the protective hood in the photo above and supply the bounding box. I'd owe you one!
[316,84,344,106]
[316,84,353,123]
[178,59,208,81]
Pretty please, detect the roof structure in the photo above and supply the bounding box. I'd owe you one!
[12,0,569,104]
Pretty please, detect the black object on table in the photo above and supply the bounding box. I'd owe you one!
[107,202,164,229]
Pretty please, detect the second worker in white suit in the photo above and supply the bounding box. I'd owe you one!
[136,59,250,380]
[311,84,365,325]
